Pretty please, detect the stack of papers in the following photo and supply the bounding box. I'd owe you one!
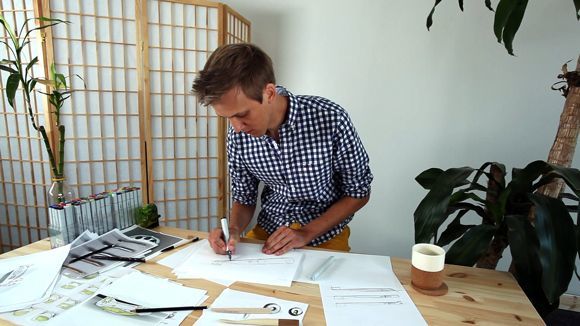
[168,239,303,287]
[196,288,308,326]
[0,245,70,313]
[0,267,132,324]
[294,250,426,326]
[51,270,208,326]
[62,229,157,278]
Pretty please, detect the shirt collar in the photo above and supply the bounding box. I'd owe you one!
[276,85,298,130]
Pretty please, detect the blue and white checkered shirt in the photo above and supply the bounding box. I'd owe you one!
[227,86,373,246]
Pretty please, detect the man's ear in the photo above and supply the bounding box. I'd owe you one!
[263,83,276,104]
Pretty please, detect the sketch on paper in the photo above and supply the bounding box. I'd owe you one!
[173,240,303,287]
[329,287,403,306]
[210,257,296,265]
[329,286,398,292]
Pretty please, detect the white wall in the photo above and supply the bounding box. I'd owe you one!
[220,0,580,290]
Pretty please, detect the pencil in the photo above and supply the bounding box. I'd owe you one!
[91,255,146,263]
[131,305,208,313]
[160,237,200,252]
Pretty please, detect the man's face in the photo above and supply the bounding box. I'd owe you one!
[212,86,274,138]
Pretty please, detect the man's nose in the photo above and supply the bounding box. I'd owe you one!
[230,119,244,133]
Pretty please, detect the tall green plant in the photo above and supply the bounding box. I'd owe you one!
[427,0,580,55]
[0,16,77,191]
[414,160,580,317]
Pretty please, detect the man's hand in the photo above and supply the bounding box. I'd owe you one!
[262,226,310,255]
[208,227,239,255]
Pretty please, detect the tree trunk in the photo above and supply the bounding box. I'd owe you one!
[510,55,580,283]
[539,55,580,198]
[476,164,508,269]
[476,223,509,269]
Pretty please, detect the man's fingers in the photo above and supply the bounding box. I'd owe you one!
[263,229,292,254]
[272,242,294,256]
[209,228,227,254]
[263,228,284,251]
[227,238,237,255]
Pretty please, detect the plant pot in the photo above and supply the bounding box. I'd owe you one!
[48,177,74,204]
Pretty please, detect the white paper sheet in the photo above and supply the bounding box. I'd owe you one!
[99,270,207,308]
[157,241,201,269]
[174,240,303,287]
[303,252,426,326]
[320,283,427,326]
[158,240,234,286]
[294,249,403,289]
[0,267,133,325]
[196,288,308,326]
[0,244,71,313]
[50,270,208,326]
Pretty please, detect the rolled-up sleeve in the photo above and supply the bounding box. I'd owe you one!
[227,127,260,205]
[333,112,373,198]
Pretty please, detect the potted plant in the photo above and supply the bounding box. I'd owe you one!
[414,160,580,316]
[0,15,81,203]
[136,203,160,229]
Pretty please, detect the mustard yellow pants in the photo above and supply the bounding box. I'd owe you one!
[245,222,351,252]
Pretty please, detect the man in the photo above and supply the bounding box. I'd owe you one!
[192,43,372,256]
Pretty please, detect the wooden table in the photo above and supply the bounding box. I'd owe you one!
[0,226,544,325]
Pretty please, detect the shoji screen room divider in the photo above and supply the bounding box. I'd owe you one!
[0,0,250,252]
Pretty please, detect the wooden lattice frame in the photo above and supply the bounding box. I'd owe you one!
[0,0,250,252]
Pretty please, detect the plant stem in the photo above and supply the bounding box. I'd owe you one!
[58,124,65,176]
[39,126,59,177]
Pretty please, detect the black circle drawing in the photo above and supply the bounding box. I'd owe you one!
[131,235,160,245]
[288,307,303,316]
[263,303,281,313]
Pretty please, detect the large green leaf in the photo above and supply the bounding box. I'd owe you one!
[494,0,520,42]
[546,163,580,195]
[502,0,528,55]
[0,15,18,47]
[505,214,555,315]
[531,194,576,304]
[414,167,474,243]
[0,64,16,74]
[576,205,580,264]
[449,202,486,218]
[510,160,551,194]
[22,17,70,41]
[505,214,541,281]
[485,0,494,11]
[446,224,496,266]
[5,73,20,109]
[436,209,474,247]
[426,0,443,30]
[25,56,38,79]
[27,78,37,94]
[472,162,506,188]
[416,167,444,190]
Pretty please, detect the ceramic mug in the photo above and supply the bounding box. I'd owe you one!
[411,243,445,290]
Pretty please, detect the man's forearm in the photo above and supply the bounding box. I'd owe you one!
[301,195,370,242]
[229,201,256,234]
